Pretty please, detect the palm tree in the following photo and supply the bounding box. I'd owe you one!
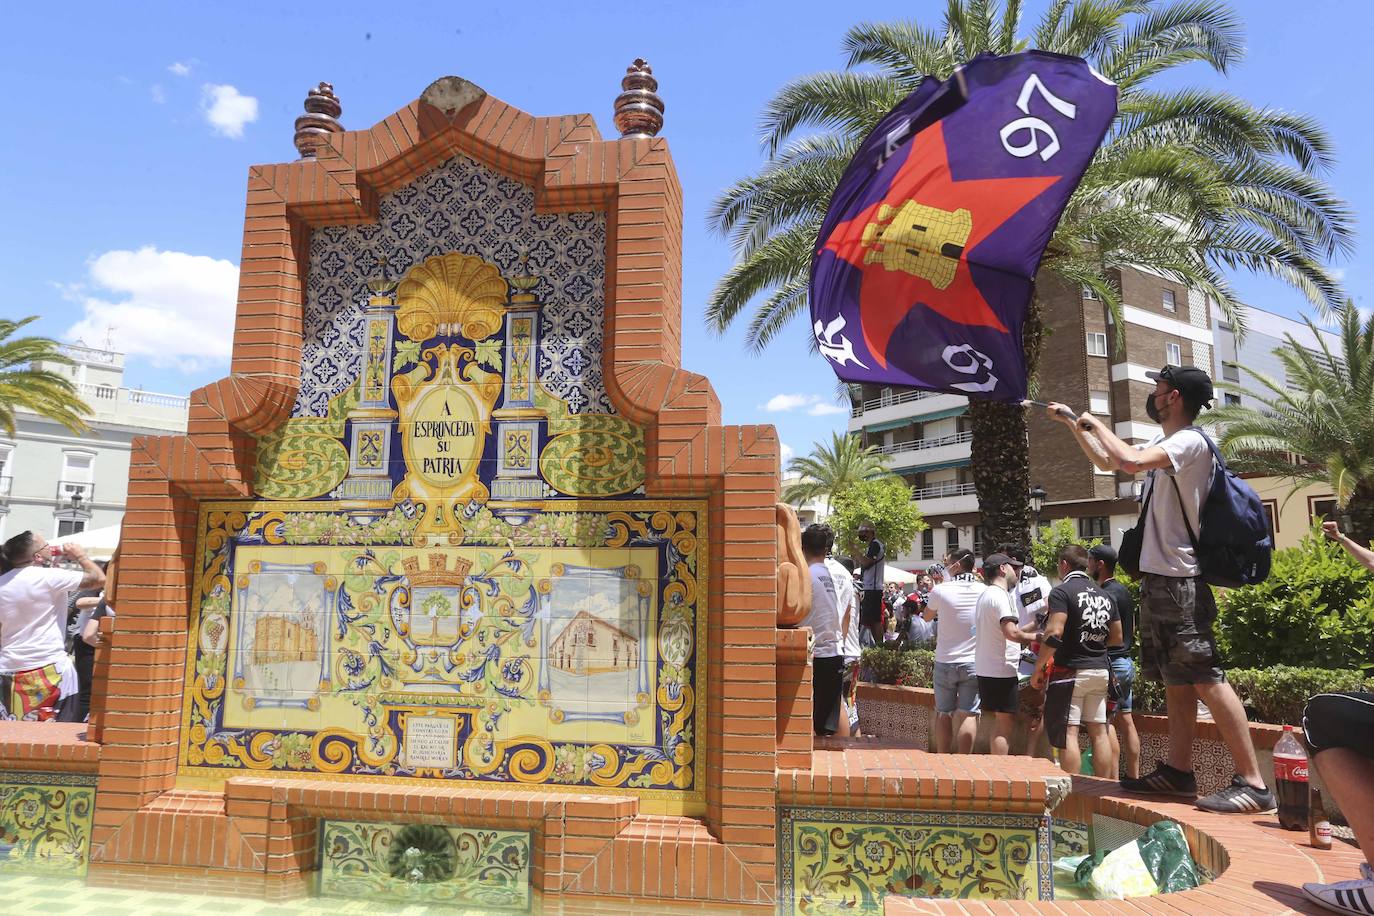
[783,431,893,509]
[709,0,1351,550]
[0,316,90,437]
[1212,307,1374,544]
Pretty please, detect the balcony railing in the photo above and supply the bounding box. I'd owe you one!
[56,480,95,504]
[74,383,189,410]
[129,389,189,408]
[911,481,976,500]
[878,430,972,456]
[851,388,942,417]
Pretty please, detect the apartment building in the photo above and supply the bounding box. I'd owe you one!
[848,267,1215,570]
[0,343,188,541]
[1211,300,1341,549]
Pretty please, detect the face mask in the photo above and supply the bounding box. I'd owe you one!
[1145,392,1164,422]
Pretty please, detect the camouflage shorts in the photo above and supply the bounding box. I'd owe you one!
[1138,574,1226,687]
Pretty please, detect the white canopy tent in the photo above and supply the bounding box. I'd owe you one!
[884,566,919,586]
[47,524,120,562]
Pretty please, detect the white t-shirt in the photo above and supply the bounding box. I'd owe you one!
[0,566,84,673]
[974,584,1021,678]
[825,558,861,660]
[928,574,986,664]
[1139,428,1214,577]
[804,560,843,659]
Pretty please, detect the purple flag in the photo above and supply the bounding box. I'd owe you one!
[810,51,1117,401]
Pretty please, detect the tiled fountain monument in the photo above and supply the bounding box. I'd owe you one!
[0,67,1168,914]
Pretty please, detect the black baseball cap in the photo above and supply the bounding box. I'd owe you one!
[1088,544,1117,563]
[1146,365,1214,410]
[982,552,1024,571]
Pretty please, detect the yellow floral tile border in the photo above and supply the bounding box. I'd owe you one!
[778,805,1053,913]
[0,771,97,877]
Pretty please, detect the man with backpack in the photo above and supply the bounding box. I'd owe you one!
[1046,365,1274,814]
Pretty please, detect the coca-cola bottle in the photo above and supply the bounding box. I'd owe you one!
[1274,725,1310,830]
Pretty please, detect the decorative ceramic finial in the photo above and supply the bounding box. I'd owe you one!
[294,82,343,158]
[366,255,398,297]
[509,252,540,304]
[614,59,664,139]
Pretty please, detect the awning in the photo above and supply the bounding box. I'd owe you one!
[862,406,966,432]
[48,524,120,561]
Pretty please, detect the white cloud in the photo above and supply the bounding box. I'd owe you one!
[780,442,795,467]
[150,84,166,104]
[1331,267,1346,281]
[761,392,847,415]
[762,393,814,412]
[62,246,239,372]
[200,83,258,138]
[168,61,192,77]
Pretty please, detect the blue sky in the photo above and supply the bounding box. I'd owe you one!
[1,1,1367,466]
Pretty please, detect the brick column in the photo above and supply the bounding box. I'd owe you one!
[90,449,198,855]
[775,628,813,769]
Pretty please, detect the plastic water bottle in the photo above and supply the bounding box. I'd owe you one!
[1274,725,1310,831]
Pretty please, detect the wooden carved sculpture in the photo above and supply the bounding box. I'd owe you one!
[775,502,811,627]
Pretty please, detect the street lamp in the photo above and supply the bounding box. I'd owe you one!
[1029,484,1048,538]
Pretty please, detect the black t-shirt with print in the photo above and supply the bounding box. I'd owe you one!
[1100,578,1135,659]
[1046,571,1118,669]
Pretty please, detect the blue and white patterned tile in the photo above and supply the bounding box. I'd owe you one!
[294,154,610,418]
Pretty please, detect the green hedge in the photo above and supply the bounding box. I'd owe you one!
[1216,523,1374,672]
[1134,666,1373,725]
[859,646,934,688]
[862,647,1370,727]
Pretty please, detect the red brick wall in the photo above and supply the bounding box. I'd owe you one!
[78,84,783,902]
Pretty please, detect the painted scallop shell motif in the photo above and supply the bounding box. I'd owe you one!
[396,252,508,342]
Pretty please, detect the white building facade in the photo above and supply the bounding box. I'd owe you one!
[1210,301,1340,408]
[0,344,188,541]
[846,388,975,569]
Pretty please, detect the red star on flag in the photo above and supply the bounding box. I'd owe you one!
[822,122,1060,368]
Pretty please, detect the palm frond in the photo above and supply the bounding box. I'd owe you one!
[760,71,910,156]
[0,317,91,436]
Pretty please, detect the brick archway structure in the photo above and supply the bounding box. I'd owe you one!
[89,82,784,903]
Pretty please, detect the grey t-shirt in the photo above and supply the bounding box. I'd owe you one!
[1138,428,1214,577]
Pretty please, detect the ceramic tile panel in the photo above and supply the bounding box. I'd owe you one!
[181,502,705,810]
[318,819,530,910]
[297,155,608,418]
[778,805,1053,913]
[183,146,704,812]
[856,694,932,750]
[0,771,97,876]
[1051,819,1091,859]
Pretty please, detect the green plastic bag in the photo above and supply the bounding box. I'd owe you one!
[1073,820,1202,898]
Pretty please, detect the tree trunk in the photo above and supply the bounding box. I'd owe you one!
[1345,482,1374,548]
[967,294,1046,556]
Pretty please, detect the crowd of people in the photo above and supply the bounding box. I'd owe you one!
[0,530,110,722]
[797,362,1373,911]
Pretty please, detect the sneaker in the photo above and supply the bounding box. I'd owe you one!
[1120,763,1197,798]
[1195,774,1277,814]
[1302,876,1374,915]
